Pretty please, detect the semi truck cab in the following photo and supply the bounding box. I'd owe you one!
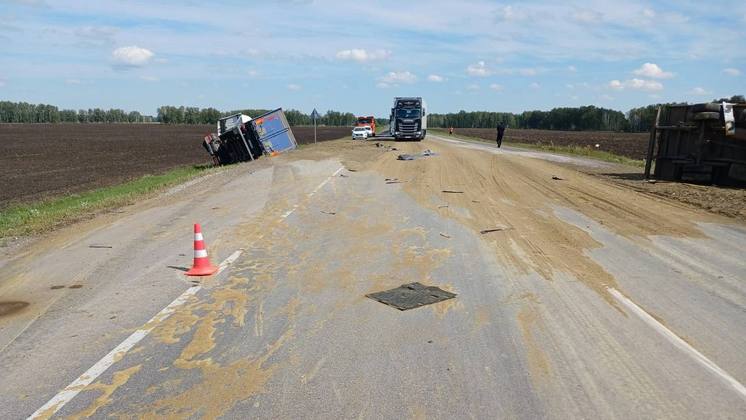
[390,97,427,141]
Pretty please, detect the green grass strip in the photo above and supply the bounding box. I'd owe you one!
[431,129,645,168]
[0,165,217,239]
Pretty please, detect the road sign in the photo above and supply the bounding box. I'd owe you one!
[311,108,320,143]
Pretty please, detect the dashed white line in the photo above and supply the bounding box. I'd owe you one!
[29,166,344,419]
[608,287,746,400]
[279,166,343,220]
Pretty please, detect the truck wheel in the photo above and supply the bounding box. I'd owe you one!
[693,112,720,121]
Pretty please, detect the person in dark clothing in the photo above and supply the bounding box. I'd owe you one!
[496,122,506,148]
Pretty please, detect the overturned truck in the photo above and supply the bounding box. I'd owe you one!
[202,108,297,165]
[645,102,746,185]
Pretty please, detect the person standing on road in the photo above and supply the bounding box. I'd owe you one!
[449,127,454,136]
[496,122,506,148]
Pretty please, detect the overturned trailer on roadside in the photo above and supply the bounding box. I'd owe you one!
[202,108,297,165]
[645,102,746,185]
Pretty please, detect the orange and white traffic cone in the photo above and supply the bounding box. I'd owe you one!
[185,223,218,276]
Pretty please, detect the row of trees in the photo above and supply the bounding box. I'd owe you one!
[3,96,743,130]
[0,101,154,123]
[157,106,366,126]
[430,106,629,132]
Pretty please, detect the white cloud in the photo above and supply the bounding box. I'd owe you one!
[632,62,673,79]
[723,68,741,76]
[567,65,577,72]
[609,78,663,92]
[466,61,491,77]
[642,9,656,18]
[140,75,159,82]
[689,87,710,96]
[427,74,445,82]
[247,69,259,77]
[336,48,391,63]
[467,83,480,91]
[111,46,154,67]
[380,71,417,84]
[287,83,301,91]
[600,94,614,101]
[529,82,540,89]
[376,82,390,89]
[65,79,81,85]
[489,83,503,91]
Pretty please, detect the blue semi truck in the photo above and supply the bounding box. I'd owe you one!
[202,108,297,165]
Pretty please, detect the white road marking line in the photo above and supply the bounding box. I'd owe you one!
[608,287,746,399]
[280,166,343,220]
[29,165,345,419]
[28,286,202,419]
[218,249,243,274]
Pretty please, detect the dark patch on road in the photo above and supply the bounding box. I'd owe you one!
[367,282,456,311]
[0,301,30,317]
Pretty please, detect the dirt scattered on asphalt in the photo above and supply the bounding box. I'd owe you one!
[66,364,143,420]
[0,301,29,317]
[312,138,719,310]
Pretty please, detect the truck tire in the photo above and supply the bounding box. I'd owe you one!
[691,103,720,113]
[693,112,720,121]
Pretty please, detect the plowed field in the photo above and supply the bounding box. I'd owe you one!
[0,124,350,207]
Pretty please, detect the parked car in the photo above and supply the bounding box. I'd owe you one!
[352,127,369,140]
[361,125,374,137]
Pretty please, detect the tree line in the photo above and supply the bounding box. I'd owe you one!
[3,96,742,130]
[430,106,632,132]
[0,101,154,123]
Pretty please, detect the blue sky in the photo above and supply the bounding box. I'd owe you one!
[1,0,745,117]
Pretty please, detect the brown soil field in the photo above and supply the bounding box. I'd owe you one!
[450,128,650,160]
[0,124,350,208]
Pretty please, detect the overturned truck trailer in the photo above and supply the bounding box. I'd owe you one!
[202,108,297,165]
[645,102,746,185]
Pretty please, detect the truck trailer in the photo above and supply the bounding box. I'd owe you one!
[390,97,427,141]
[202,108,297,165]
[645,102,746,185]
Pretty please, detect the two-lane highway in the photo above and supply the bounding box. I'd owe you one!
[1,136,745,419]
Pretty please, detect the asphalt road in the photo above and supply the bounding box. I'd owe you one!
[1,135,744,419]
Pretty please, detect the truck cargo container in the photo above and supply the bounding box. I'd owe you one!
[645,102,746,185]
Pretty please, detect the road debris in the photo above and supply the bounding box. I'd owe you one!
[552,176,564,180]
[439,233,451,238]
[50,285,65,290]
[437,205,449,208]
[366,282,457,311]
[68,284,83,289]
[320,210,337,215]
[397,149,437,160]
[88,245,113,249]
[339,174,349,178]
[480,227,513,234]
[442,190,464,194]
